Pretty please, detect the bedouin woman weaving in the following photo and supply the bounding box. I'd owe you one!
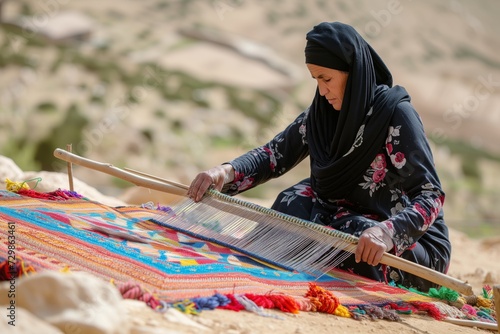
[187,21,451,292]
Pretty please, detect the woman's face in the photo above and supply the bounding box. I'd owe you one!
[306,64,349,111]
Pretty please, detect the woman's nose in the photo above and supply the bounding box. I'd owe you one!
[318,82,328,96]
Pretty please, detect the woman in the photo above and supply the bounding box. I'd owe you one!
[187,22,451,292]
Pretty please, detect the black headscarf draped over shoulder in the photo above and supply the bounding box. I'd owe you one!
[305,22,410,200]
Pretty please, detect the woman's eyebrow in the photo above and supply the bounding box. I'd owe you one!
[312,74,326,79]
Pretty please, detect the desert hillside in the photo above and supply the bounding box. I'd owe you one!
[0,0,499,236]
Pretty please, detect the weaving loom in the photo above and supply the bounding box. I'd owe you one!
[53,148,473,296]
[0,150,496,329]
[0,189,435,307]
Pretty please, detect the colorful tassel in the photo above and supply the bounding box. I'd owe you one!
[411,301,445,320]
[0,258,36,280]
[427,286,460,303]
[116,281,162,310]
[5,178,85,201]
[218,294,245,312]
[305,283,350,317]
[171,300,199,315]
[244,293,300,314]
[192,293,230,310]
[5,178,29,192]
[363,305,400,321]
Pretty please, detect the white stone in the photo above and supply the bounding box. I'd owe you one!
[0,306,63,334]
[0,155,24,182]
[0,271,129,334]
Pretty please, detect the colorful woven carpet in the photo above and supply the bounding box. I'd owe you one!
[0,189,441,313]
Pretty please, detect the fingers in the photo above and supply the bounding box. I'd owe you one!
[187,165,231,202]
[188,172,213,202]
[355,233,386,266]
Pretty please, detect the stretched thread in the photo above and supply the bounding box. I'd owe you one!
[205,189,359,244]
[156,191,360,276]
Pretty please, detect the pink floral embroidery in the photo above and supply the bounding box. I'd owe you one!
[370,154,387,170]
[413,203,427,218]
[360,154,388,196]
[386,143,393,154]
[390,152,406,169]
[372,169,386,183]
[263,147,276,170]
[438,195,445,206]
[234,171,243,181]
[384,221,394,233]
[362,213,379,220]
[412,201,441,231]
[334,210,350,219]
[237,178,254,191]
[299,185,315,198]
[280,183,316,206]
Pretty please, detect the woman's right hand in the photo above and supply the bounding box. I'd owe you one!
[187,164,235,202]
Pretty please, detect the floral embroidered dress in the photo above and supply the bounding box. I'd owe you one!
[223,101,451,291]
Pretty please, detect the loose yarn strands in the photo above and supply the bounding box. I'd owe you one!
[0,258,36,280]
[305,283,351,317]
[5,177,39,192]
[234,295,285,319]
[116,281,164,310]
[5,177,84,201]
[244,293,301,314]
[155,192,358,277]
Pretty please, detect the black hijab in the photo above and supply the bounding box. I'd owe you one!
[305,22,410,200]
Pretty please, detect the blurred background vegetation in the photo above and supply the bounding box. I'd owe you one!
[0,0,499,237]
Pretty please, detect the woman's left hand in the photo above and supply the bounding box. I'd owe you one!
[355,226,394,266]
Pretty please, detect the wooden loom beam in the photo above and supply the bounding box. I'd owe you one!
[53,148,474,296]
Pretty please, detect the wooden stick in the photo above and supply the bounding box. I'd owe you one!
[53,148,474,296]
[53,148,187,197]
[123,167,188,190]
[66,144,74,191]
[381,253,472,295]
[443,318,498,331]
[494,285,500,333]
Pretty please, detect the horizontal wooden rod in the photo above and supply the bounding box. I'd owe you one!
[53,148,188,197]
[123,167,188,190]
[443,317,497,331]
[53,148,474,296]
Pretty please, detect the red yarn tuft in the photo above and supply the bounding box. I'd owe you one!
[0,258,36,281]
[305,283,340,314]
[387,302,413,314]
[411,301,446,320]
[244,293,275,309]
[17,188,54,199]
[244,293,300,314]
[218,294,245,311]
[267,294,300,314]
[16,188,83,201]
